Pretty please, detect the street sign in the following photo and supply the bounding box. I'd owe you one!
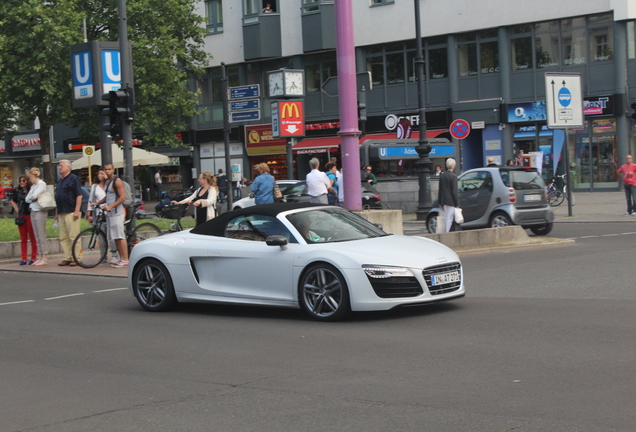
[545,73,583,128]
[229,84,260,100]
[271,101,305,137]
[230,110,261,123]
[321,72,373,97]
[230,99,260,111]
[83,145,96,156]
[450,119,470,139]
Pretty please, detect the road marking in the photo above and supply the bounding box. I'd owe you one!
[0,300,35,306]
[93,288,128,293]
[601,233,622,237]
[578,235,598,239]
[45,293,85,301]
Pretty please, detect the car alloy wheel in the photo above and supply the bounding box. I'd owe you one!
[490,212,512,228]
[132,259,177,312]
[299,263,350,321]
[426,212,438,234]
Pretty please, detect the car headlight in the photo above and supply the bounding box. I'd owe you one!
[362,265,414,279]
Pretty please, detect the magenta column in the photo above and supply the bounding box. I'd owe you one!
[335,0,362,210]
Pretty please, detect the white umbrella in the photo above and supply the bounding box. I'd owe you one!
[72,144,170,170]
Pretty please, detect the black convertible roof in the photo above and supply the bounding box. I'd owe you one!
[190,202,325,237]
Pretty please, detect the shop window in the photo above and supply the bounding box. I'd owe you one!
[458,33,477,76]
[628,21,636,60]
[589,26,613,61]
[302,53,336,94]
[458,31,498,76]
[534,20,559,68]
[429,47,447,79]
[367,55,384,86]
[480,41,499,74]
[205,0,223,34]
[561,17,586,66]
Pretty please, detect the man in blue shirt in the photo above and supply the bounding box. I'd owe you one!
[54,160,83,266]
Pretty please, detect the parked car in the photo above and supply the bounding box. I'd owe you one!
[232,180,382,210]
[128,202,464,321]
[426,167,554,235]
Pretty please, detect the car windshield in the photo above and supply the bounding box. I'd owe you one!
[286,208,388,243]
[501,169,544,190]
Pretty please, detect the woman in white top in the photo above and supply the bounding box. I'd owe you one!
[173,171,218,225]
[24,167,49,265]
[87,169,118,262]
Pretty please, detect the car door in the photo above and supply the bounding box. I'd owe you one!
[205,214,298,302]
[457,171,493,222]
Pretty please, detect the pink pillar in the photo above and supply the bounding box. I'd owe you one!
[335,0,362,210]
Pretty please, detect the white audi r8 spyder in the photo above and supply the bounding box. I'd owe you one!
[128,203,465,321]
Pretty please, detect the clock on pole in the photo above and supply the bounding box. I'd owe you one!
[267,69,305,98]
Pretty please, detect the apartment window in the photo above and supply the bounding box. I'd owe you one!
[305,52,336,93]
[197,77,210,105]
[628,21,635,59]
[458,33,477,76]
[302,0,322,14]
[589,13,614,61]
[244,0,276,15]
[561,17,586,66]
[534,20,559,68]
[371,0,394,5]
[480,30,499,74]
[386,43,406,85]
[205,0,223,34]
[511,25,533,70]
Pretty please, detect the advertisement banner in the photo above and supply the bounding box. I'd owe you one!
[245,124,287,156]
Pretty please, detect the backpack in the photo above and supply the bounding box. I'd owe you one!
[217,175,228,191]
[108,176,133,208]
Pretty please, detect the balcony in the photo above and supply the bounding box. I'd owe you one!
[243,13,282,60]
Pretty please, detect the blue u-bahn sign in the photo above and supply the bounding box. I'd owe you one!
[70,41,126,108]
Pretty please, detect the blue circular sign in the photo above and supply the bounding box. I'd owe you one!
[450,119,470,139]
[558,87,572,107]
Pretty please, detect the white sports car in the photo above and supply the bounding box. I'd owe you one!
[128,203,465,321]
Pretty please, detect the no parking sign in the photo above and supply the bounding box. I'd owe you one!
[450,119,470,139]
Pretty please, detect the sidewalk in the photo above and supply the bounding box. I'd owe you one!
[1,192,633,278]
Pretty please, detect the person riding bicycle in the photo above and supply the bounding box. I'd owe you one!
[90,163,129,268]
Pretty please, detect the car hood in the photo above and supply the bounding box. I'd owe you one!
[327,234,459,269]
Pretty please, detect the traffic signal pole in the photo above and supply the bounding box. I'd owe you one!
[118,0,134,189]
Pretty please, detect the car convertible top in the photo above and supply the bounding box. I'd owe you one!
[190,202,326,237]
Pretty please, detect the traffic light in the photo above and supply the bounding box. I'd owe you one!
[631,102,636,121]
[357,101,367,122]
[101,88,134,137]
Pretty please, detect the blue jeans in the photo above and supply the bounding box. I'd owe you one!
[625,184,636,214]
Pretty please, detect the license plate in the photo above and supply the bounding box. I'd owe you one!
[524,194,541,202]
[431,271,460,286]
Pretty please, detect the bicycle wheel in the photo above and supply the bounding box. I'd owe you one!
[73,227,108,268]
[552,191,565,206]
[128,222,162,254]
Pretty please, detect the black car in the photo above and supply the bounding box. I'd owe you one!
[281,181,382,209]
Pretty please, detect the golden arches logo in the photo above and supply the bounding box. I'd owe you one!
[280,102,301,119]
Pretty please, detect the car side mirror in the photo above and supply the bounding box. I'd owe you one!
[266,235,288,247]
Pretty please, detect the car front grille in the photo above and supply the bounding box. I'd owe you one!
[366,276,424,298]
[422,262,462,296]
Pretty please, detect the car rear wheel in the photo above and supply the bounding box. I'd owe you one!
[299,263,350,322]
[490,212,512,228]
[426,212,438,234]
[132,259,177,312]
[530,223,553,236]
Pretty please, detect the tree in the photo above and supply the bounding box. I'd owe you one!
[0,0,208,184]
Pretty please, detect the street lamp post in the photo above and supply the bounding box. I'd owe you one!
[414,0,433,221]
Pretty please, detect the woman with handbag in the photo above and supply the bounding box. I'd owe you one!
[10,175,38,265]
[251,163,275,205]
[172,171,218,226]
[25,168,49,265]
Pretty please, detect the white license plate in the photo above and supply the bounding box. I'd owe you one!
[524,194,541,202]
[431,271,460,286]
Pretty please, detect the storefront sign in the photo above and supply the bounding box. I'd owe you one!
[12,134,41,152]
[0,165,12,187]
[272,101,305,137]
[592,119,616,133]
[245,124,287,156]
[583,96,614,116]
[507,101,547,123]
[378,145,455,159]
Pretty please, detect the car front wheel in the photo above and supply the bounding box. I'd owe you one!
[132,259,177,312]
[490,212,512,228]
[299,263,350,322]
[426,212,438,234]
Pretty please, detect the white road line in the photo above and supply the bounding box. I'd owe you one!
[93,288,128,293]
[602,233,622,237]
[0,300,35,306]
[44,293,85,301]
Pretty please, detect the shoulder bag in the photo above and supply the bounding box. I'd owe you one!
[37,189,57,211]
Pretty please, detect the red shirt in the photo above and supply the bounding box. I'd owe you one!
[618,163,636,186]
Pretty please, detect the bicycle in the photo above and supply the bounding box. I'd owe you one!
[157,203,190,232]
[72,202,161,268]
[546,173,576,206]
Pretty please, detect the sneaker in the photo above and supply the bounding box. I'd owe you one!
[110,256,120,264]
[27,260,35,265]
[111,260,129,268]
[625,212,631,216]
[19,260,27,266]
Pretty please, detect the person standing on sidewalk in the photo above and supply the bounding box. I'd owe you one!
[11,175,38,265]
[25,168,49,266]
[54,160,82,267]
[91,163,130,268]
[438,158,460,232]
[618,154,636,216]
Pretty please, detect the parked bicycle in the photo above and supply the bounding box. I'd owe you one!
[72,202,161,268]
[546,173,576,206]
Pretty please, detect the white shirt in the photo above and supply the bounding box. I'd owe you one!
[154,172,162,185]
[336,171,344,202]
[306,169,330,197]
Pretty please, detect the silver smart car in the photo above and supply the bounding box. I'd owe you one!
[426,167,554,235]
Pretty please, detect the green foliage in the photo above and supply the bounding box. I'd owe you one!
[0,0,208,150]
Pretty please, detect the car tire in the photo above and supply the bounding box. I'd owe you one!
[426,212,438,234]
[489,212,512,228]
[299,263,350,322]
[132,258,177,312]
[530,223,553,236]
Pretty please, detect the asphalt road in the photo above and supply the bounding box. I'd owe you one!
[1,222,634,432]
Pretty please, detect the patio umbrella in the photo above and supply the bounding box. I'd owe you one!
[72,144,170,170]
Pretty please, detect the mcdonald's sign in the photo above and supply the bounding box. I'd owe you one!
[271,100,305,137]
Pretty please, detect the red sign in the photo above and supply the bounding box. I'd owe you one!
[450,119,470,139]
[245,124,287,156]
[274,101,305,137]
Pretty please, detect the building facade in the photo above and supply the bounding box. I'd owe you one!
[187,0,636,200]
